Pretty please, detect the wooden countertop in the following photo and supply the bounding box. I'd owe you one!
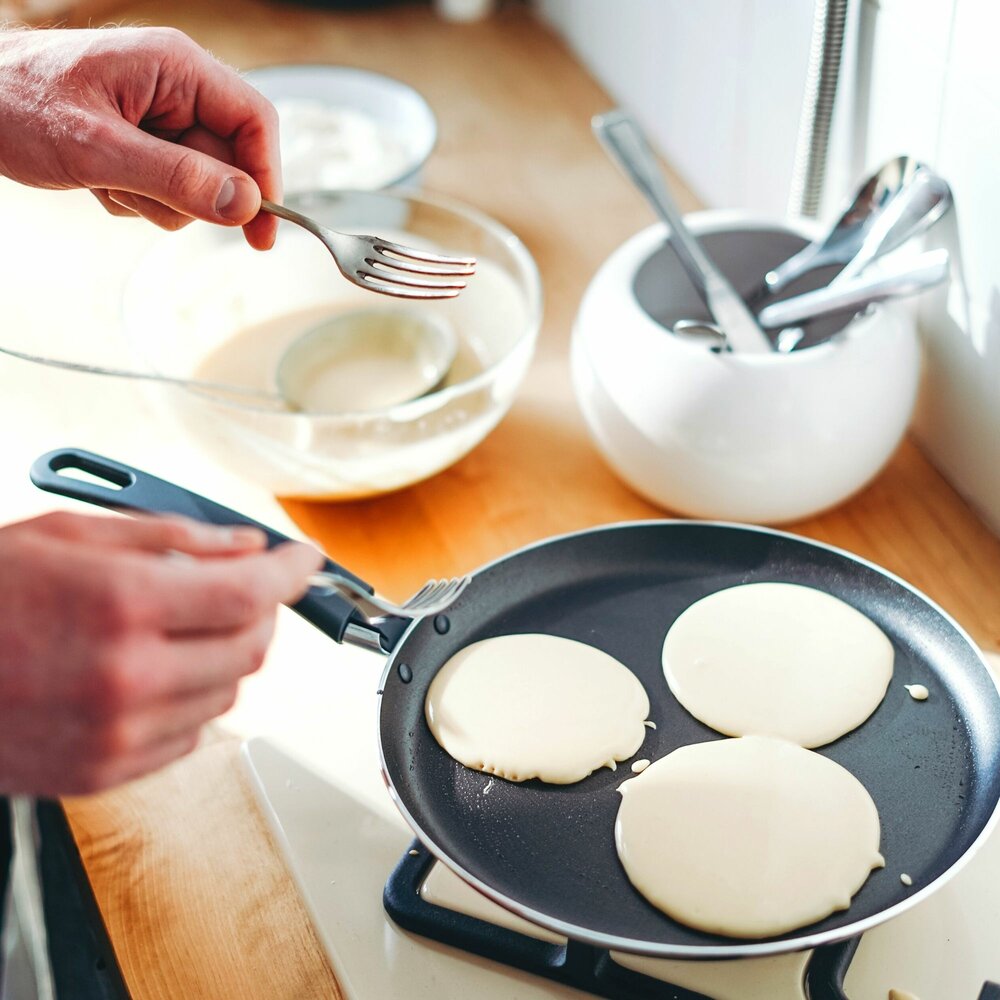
[45,1,1000,998]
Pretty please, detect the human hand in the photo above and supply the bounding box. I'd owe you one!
[0,510,322,796]
[0,26,280,249]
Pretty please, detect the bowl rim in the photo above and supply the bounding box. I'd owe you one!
[244,63,438,189]
[605,210,892,367]
[121,187,544,422]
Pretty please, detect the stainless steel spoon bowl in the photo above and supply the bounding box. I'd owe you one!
[757,156,953,298]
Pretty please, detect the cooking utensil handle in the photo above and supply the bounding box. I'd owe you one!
[592,112,713,295]
[763,241,826,297]
[757,248,949,328]
[592,109,773,355]
[29,448,377,645]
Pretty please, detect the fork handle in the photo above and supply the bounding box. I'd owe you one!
[259,199,330,240]
[30,448,377,646]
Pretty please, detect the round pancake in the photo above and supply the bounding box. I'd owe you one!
[426,633,650,784]
[615,736,884,938]
[662,582,894,748]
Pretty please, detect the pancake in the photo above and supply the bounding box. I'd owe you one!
[425,633,650,784]
[662,582,894,748]
[615,736,884,938]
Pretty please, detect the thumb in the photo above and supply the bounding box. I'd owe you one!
[92,120,261,226]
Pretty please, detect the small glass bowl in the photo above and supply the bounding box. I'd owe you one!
[122,189,542,499]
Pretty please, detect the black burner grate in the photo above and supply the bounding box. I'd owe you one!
[384,840,860,1000]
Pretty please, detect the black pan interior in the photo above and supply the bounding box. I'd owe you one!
[378,522,1000,954]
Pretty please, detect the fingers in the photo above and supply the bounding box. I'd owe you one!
[63,613,279,792]
[97,127,278,244]
[180,56,282,250]
[106,189,193,231]
[178,122,235,165]
[72,682,235,792]
[152,540,323,633]
[93,186,195,233]
[114,681,239,756]
[95,120,263,228]
[91,188,138,218]
[86,64,281,249]
[92,128,258,236]
[177,123,279,251]
[88,729,202,792]
[34,510,267,557]
[0,504,322,797]
[80,32,281,249]
[32,508,319,631]
[137,615,276,699]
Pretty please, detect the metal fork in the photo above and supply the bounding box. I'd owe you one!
[307,570,471,619]
[260,200,477,300]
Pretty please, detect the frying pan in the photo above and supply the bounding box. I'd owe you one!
[31,447,1000,960]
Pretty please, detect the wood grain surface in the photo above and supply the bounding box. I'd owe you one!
[53,2,1000,999]
[65,737,341,1000]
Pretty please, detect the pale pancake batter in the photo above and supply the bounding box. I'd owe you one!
[193,254,521,412]
[662,583,894,748]
[425,633,650,784]
[615,736,884,939]
[904,684,929,701]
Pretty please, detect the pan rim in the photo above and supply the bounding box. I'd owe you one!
[375,517,1000,959]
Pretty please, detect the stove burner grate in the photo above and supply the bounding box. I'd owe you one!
[384,840,860,1000]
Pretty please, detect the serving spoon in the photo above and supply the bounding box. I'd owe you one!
[678,249,950,351]
[0,308,458,413]
[754,157,953,299]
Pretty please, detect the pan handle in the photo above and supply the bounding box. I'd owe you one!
[29,447,389,647]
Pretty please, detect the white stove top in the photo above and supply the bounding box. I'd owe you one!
[241,632,1000,1000]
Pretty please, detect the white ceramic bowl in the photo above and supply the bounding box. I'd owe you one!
[122,189,541,499]
[571,212,921,524]
[245,65,437,191]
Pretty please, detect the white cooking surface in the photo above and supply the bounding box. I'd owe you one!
[239,646,1000,1000]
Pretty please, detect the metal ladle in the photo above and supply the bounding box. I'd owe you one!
[0,309,458,413]
[275,309,458,413]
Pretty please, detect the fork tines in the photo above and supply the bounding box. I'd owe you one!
[362,240,477,300]
[404,575,472,613]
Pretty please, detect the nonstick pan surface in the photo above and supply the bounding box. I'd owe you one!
[30,451,1000,960]
[378,520,1000,959]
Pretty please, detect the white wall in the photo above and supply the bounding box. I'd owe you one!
[535,0,817,217]
[537,0,1000,533]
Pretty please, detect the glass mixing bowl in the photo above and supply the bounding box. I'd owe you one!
[122,189,542,499]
